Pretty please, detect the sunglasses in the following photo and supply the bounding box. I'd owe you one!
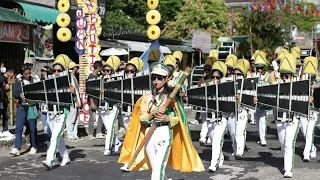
[212,76,221,80]
[256,67,264,70]
[204,68,211,72]
[125,70,136,73]
[53,69,63,73]
[233,72,243,76]
[151,74,167,81]
[280,74,291,79]
[103,69,111,73]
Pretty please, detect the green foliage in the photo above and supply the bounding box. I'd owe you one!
[162,0,229,44]
[235,10,291,59]
[104,0,185,35]
[104,10,144,35]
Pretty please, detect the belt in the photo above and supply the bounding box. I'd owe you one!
[147,122,169,127]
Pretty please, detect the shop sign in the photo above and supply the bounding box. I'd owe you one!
[0,22,29,43]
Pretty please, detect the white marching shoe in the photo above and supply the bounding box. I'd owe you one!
[199,138,206,146]
[120,164,130,172]
[303,156,310,162]
[42,160,53,170]
[284,171,293,178]
[104,149,112,156]
[208,166,217,172]
[60,157,70,166]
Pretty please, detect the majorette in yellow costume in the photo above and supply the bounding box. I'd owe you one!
[118,62,204,179]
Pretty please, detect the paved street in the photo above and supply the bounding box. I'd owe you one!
[0,121,319,180]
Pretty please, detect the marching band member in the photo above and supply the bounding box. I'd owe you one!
[299,56,318,162]
[119,62,204,179]
[163,55,176,73]
[207,61,228,172]
[270,49,289,84]
[170,51,188,97]
[291,46,301,64]
[247,50,262,125]
[253,51,272,146]
[228,59,250,159]
[225,54,237,79]
[43,55,79,169]
[209,49,218,60]
[103,56,123,156]
[197,57,216,146]
[274,53,299,178]
[40,67,51,147]
[66,61,81,141]
[122,57,144,129]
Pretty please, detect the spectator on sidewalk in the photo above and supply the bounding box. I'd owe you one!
[87,61,103,139]
[0,72,12,138]
[10,65,38,156]
[1,63,6,74]
[66,62,80,141]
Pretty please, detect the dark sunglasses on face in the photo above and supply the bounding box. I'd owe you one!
[212,76,221,80]
[103,69,111,73]
[280,73,291,79]
[234,72,243,76]
[256,67,264,71]
[53,69,62,73]
[125,69,136,73]
[151,74,167,81]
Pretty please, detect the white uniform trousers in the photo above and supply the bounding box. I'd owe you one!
[254,108,267,143]
[248,109,255,123]
[103,105,121,152]
[122,106,132,130]
[66,106,79,139]
[145,125,172,180]
[276,117,300,172]
[46,113,69,164]
[208,118,228,168]
[199,112,208,141]
[299,111,318,159]
[228,109,248,156]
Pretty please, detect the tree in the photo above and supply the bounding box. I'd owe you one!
[162,0,229,44]
[104,10,144,37]
[234,10,291,60]
[104,0,186,36]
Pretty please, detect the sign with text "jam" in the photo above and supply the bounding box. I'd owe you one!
[0,22,29,44]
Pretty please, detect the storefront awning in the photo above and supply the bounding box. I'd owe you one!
[0,7,35,25]
[165,44,195,53]
[118,40,171,54]
[16,2,60,24]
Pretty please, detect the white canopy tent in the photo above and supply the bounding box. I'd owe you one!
[100,48,129,56]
